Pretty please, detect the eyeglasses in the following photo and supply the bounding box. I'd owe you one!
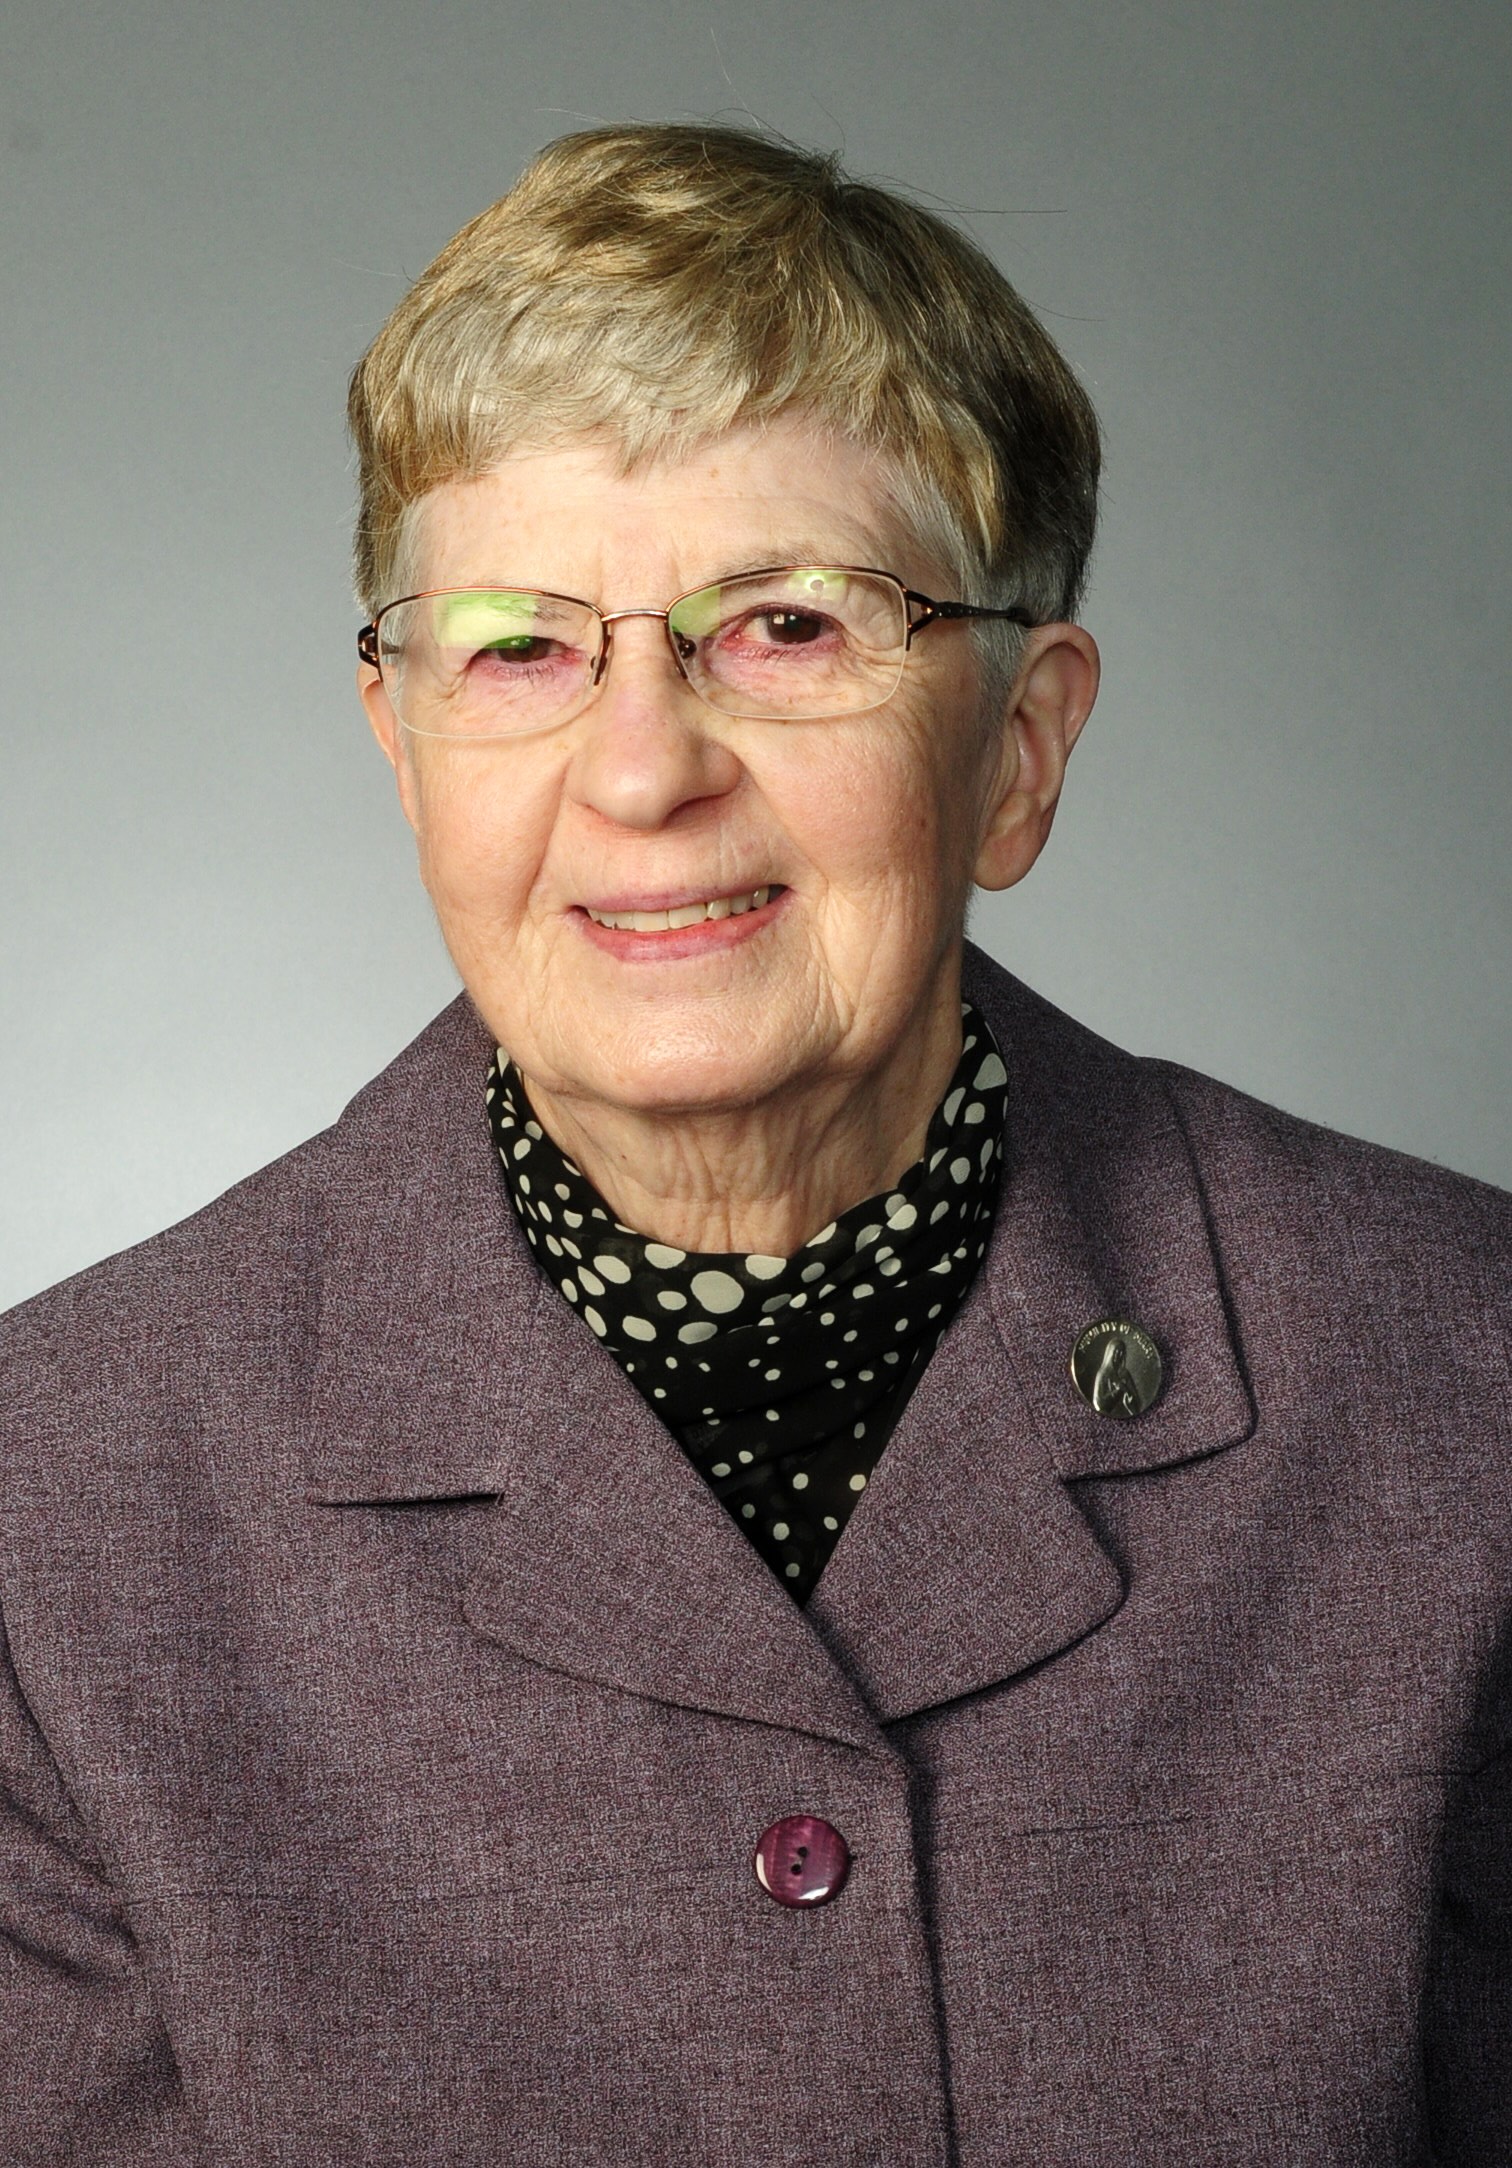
[357,565,1035,739]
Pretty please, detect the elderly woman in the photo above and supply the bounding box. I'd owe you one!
[1,123,1508,2166]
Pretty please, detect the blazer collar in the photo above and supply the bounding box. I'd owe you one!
[301,951,1254,1744]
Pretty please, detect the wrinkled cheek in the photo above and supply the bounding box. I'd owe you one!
[409,776,539,930]
[410,835,527,999]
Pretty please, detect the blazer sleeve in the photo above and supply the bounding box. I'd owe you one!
[1424,1731,1512,2158]
[0,1603,203,2165]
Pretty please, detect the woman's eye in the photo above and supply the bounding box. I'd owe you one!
[477,635,555,664]
[747,608,830,646]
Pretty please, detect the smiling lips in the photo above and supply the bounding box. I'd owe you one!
[582,885,782,933]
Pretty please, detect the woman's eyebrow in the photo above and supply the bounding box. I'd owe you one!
[697,543,869,583]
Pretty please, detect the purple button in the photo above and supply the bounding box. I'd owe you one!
[753,1814,851,1907]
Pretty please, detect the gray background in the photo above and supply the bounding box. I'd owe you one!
[3,0,1508,1310]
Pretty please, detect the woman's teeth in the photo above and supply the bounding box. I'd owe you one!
[585,887,777,932]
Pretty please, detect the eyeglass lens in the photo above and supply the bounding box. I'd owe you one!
[376,568,910,737]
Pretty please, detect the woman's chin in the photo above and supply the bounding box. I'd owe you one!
[577,1051,793,1122]
[517,1016,807,1125]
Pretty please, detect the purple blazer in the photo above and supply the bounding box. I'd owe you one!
[2,948,1509,2164]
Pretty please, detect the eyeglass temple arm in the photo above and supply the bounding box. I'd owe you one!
[903,592,1039,645]
[357,625,379,667]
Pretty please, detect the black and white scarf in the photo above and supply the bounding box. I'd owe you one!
[487,1004,1008,1600]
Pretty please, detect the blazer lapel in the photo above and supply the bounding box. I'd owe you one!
[458,1289,886,1757]
[805,1277,1127,1724]
[301,998,885,1760]
[807,949,1257,1723]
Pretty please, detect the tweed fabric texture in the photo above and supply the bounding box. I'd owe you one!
[1,944,1509,2165]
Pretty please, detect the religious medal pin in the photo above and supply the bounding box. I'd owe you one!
[1070,1320,1164,1418]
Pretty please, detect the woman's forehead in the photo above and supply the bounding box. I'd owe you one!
[407,421,928,599]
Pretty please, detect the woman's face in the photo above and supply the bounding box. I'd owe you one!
[361,416,1050,1125]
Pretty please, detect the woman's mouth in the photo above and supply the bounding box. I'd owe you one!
[575,883,789,958]
[582,885,782,932]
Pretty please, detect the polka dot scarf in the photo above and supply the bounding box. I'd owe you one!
[486,1004,1008,1602]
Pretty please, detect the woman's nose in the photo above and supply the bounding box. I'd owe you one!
[566,620,743,831]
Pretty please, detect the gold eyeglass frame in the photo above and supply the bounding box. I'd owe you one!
[357,564,1038,732]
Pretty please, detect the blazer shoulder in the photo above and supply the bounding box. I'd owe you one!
[0,996,489,1430]
[0,1124,327,1437]
[1152,1050,1512,1218]
[966,942,1511,1353]
[1148,1052,1512,1327]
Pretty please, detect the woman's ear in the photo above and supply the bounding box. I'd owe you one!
[358,664,422,834]
[974,624,1100,892]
